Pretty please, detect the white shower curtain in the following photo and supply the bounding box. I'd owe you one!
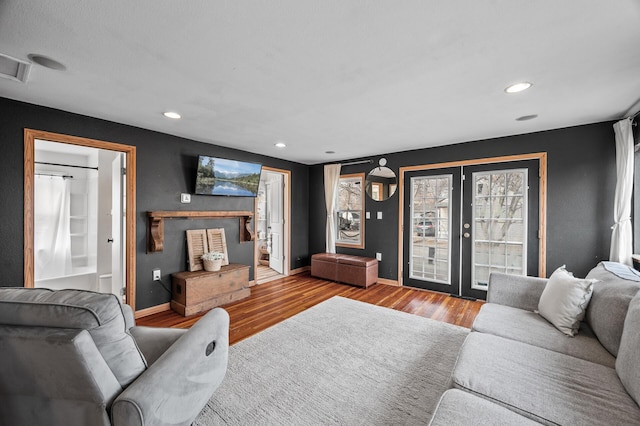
[324,164,341,253]
[610,118,634,266]
[34,176,73,280]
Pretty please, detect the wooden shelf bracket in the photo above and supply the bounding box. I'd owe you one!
[147,210,254,253]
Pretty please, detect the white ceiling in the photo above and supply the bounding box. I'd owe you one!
[1,1,639,164]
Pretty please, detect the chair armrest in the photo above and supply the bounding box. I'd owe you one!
[111,308,229,426]
[487,272,548,312]
[129,326,187,366]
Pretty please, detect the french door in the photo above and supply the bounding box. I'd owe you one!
[404,168,462,294]
[403,160,539,299]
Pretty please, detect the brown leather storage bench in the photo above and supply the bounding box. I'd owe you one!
[311,253,378,288]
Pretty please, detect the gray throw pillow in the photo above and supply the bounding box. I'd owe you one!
[616,291,640,406]
[538,265,596,336]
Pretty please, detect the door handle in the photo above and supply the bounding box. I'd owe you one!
[107,238,114,243]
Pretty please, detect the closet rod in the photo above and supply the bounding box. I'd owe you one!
[35,161,98,171]
[35,173,73,179]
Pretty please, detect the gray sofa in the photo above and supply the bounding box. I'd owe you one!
[430,262,640,425]
[0,287,229,426]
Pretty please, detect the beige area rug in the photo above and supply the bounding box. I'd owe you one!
[194,296,469,425]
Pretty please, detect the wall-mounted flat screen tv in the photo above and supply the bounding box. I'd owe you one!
[195,156,262,197]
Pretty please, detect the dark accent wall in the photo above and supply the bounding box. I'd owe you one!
[0,94,621,306]
[0,97,309,310]
[310,122,617,279]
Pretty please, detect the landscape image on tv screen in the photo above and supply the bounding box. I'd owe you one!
[195,156,262,197]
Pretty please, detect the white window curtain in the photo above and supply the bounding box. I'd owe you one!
[324,164,342,253]
[610,118,634,266]
[34,175,73,280]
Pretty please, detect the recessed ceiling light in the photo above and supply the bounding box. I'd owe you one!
[325,151,335,154]
[504,82,532,94]
[516,114,538,121]
[275,142,286,148]
[27,54,67,71]
[163,111,181,119]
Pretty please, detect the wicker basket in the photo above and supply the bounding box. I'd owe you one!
[203,258,222,272]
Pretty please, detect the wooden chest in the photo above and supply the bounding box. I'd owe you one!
[171,264,250,316]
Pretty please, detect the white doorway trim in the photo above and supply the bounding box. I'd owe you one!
[254,166,291,283]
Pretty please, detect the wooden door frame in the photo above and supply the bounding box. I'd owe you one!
[24,129,137,310]
[254,166,291,282]
[398,152,547,287]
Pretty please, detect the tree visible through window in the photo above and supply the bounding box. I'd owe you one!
[472,169,527,289]
[336,173,364,248]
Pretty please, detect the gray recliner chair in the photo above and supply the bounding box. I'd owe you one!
[0,287,229,425]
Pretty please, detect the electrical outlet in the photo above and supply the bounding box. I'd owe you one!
[377,211,383,220]
[180,193,191,203]
[376,252,382,261]
[152,268,161,281]
[366,211,370,219]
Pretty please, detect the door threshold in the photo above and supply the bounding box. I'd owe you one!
[449,294,477,301]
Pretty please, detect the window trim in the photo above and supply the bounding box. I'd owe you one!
[335,172,365,249]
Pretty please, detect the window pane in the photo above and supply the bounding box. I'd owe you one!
[335,175,364,247]
[410,175,452,284]
[472,169,528,290]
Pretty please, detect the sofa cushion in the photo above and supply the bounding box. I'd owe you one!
[429,389,540,426]
[452,332,640,425]
[586,262,640,356]
[616,291,640,406]
[0,288,146,387]
[487,272,548,312]
[537,265,595,336]
[472,303,615,367]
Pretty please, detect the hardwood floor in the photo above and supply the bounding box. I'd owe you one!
[256,264,285,284]
[137,272,484,345]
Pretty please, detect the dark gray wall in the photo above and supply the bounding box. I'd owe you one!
[310,122,617,279]
[0,97,309,310]
[0,94,622,307]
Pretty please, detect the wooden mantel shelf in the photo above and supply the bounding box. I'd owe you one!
[147,210,254,253]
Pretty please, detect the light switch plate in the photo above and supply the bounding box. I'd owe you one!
[366,211,370,219]
[376,252,382,261]
[377,211,383,220]
[180,193,191,203]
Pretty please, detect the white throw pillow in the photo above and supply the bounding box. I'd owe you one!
[538,265,596,336]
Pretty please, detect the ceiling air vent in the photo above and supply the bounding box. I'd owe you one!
[0,53,31,83]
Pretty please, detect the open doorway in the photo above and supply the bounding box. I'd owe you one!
[24,129,137,309]
[33,140,126,299]
[255,166,290,284]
